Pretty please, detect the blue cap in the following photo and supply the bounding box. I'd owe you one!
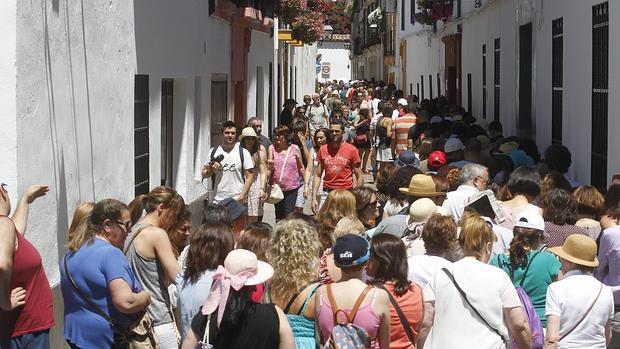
[394,150,420,169]
[332,234,370,268]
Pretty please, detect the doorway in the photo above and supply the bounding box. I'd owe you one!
[442,34,462,104]
[161,79,174,187]
[518,23,533,136]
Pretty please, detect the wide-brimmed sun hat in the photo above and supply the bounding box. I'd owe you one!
[239,127,258,141]
[202,249,274,324]
[548,234,599,267]
[399,174,443,197]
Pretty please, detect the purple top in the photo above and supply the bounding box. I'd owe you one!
[596,225,620,305]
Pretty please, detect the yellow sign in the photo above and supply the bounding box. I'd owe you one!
[278,29,293,41]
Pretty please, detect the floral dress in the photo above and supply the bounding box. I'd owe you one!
[247,148,265,217]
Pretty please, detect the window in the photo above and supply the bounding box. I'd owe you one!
[493,38,500,121]
[401,0,405,30]
[482,44,487,119]
[591,2,609,189]
[161,79,174,187]
[209,0,215,15]
[410,0,415,24]
[417,83,420,99]
[134,75,149,195]
[467,73,472,114]
[268,63,273,137]
[420,75,425,99]
[410,83,413,96]
[437,73,441,98]
[429,74,433,98]
[552,18,563,144]
[256,66,264,119]
[211,75,228,150]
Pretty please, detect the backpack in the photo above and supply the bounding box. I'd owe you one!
[496,250,545,349]
[209,143,245,189]
[323,284,372,349]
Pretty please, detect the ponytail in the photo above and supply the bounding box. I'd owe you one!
[508,226,544,270]
[128,194,147,225]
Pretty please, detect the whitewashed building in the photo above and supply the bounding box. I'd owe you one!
[1,0,315,346]
[317,34,352,82]
[397,0,618,189]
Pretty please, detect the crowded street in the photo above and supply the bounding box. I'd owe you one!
[2,1,620,349]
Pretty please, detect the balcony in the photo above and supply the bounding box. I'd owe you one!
[213,0,274,30]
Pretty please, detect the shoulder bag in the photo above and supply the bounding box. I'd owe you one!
[265,145,290,205]
[441,268,507,344]
[63,254,157,349]
[376,284,418,346]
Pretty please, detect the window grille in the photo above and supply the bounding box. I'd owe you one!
[552,18,563,144]
[591,2,609,189]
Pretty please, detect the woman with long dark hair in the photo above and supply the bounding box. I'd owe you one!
[367,234,423,349]
[491,210,562,327]
[176,223,234,338]
[181,249,295,349]
[241,127,268,223]
[498,166,542,230]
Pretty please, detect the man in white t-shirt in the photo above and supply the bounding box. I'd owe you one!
[202,121,254,205]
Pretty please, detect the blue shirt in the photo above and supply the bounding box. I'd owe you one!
[176,270,215,339]
[61,239,142,349]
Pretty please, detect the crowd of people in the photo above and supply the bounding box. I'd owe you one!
[1,79,620,349]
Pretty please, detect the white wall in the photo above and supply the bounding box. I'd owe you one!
[0,0,17,205]
[317,41,351,82]
[291,44,319,101]
[247,30,273,124]
[15,0,137,285]
[400,0,620,186]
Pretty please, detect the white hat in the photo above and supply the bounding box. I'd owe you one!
[397,98,408,106]
[444,138,465,153]
[408,198,437,223]
[332,90,339,95]
[430,116,443,124]
[514,210,545,231]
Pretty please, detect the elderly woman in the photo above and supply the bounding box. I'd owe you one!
[545,234,614,348]
[407,214,457,289]
[61,199,151,349]
[268,219,322,349]
[417,212,531,349]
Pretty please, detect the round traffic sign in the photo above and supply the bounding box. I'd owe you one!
[321,65,331,74]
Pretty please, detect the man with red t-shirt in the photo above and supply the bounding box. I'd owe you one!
[312,123,363,213]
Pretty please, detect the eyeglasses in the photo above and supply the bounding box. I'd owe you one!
[115,220,132,231]
[475,176,489,185]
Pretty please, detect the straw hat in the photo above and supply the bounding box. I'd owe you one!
[399,174,443,197]
[239,127,258,141]
[548,234,599,267]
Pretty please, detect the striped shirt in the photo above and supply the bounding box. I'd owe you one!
[393,114,417,155]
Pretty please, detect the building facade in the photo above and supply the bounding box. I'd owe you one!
[317,34,352,82]
[1,0,315,346]
[397,0,619,189]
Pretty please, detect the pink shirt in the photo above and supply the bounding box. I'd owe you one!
[271,144,301,192]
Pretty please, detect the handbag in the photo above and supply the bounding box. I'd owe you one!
[63,255,158,349]
[266,146,291,205]
[441,268,508,344]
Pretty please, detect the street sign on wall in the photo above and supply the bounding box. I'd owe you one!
[321,63,331,78]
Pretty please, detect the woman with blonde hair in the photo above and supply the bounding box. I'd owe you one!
[268,219,322,349]
[124,186,186,348]
[417,212,531,349]
[317,189,357,251]
[66,202,95,251]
